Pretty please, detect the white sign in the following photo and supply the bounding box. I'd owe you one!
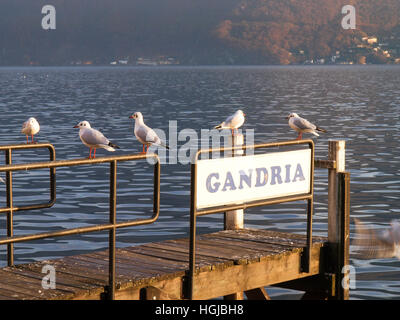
[196,149,312,209]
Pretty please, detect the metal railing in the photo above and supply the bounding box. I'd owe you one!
[0,143,160,300]
[187,139,315,299]
[0,143,56,266]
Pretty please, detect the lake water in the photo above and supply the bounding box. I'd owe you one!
[0,65,399,299]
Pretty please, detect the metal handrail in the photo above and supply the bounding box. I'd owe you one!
[187,139,315,299]
[0,143,56,266]
[0,146,161,300]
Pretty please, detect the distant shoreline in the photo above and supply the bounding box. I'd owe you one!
[0,64,399,69]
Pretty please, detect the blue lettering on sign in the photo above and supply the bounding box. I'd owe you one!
[292,163,305,182]
[255,168,268,187]
[270,166,282,185]
[206,173,220,193]
[239,169,253,189]
[284,164,291,183]
[222,171,237,191]
[204,163,307,193]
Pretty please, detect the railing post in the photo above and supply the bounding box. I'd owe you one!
[224,133,244,300]
[188,161,197,300]
[224,133,244,230]
[328,140,346,242]
[337,171,350,300]
[108,160,117,300]
[327,140,349,300]
[5,149,13,266]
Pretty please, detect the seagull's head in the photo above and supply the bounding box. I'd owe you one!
[237,110,246,117]
[73,121,91,129]
[129,112,143,120]
[27,117,38,126]
[286,113,299,120]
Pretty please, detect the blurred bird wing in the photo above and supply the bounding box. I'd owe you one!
[352,218,396,259]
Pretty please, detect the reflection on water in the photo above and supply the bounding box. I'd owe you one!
[0,65,399,299]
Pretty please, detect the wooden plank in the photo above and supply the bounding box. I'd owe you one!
[314,159,336,169]
[20,259,109,287]
[202,233,297,254]
[234,228,326,244]
[0,268,84,300]
[6,260,109,300]
[135,240,231,270]
[69,251,171,277]
[193,238,265,264]
[192,244,323,299]
[139,277,183,300]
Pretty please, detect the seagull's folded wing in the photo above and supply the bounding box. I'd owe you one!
[137,125,161,145]
[293,117,317,130]
[81,128,109,146]
[21,121,29,133]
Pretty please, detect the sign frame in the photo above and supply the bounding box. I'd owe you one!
[195,148,313,210]
[187,139,315,299]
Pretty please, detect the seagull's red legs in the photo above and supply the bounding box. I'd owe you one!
[296,132,303,140]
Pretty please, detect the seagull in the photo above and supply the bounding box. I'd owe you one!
[21,117,40,144]
[73,121,120,159]
[214,110,245,135]
[129,112,169,154]
[352,218,400,260]
[286,113,327,140]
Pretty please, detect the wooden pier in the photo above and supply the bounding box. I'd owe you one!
[0,140,350,300]
[0,229,328,300]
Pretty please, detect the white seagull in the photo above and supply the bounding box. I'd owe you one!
[352,218,400,260]
[129,112,169,154]
[286,113,327,140]
[214,109,245,135]
[21,117,40,144]
[73,121,120,159]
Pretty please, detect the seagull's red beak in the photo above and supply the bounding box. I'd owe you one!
[129,115,134,119]
[73,125,79,128]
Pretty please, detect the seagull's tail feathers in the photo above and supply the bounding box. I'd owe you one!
[154,142,169,150]
[316,127,327,133]
[104,142,120,152]
[214,123,224,130]
[311,131,320,137]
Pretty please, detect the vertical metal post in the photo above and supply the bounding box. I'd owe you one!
[108,160,117,300]
[327,140,348,299]
[304,142,315,273]
[49,146,56,205]
[328,140,346,243]
[301,198,313,273]
[5,149,13,266]
[224,133,244,230]
[224,134,245,300]
[153,160,160,216]
[337,172,350,300]
[188,162,197,300]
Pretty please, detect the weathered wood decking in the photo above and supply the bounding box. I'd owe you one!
[0,228,327,300]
